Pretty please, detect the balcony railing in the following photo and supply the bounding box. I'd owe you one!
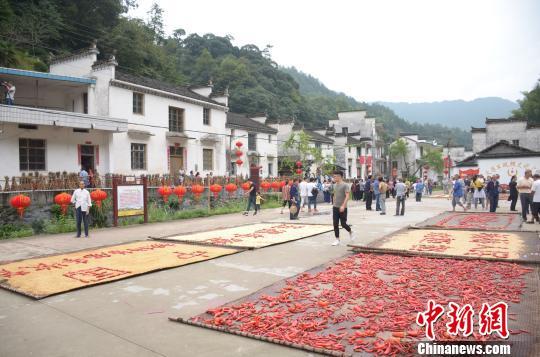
[0,104,128,132]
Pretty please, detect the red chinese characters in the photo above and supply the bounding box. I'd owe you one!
[63,267,131,283]
[479,302,509,339]
[174,251,210,260]
[446,302,474,337]
[416,299,445,340]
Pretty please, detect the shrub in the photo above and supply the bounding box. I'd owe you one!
[0,223,34,240]
[44,216,77,234]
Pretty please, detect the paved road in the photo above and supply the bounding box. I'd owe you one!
[0,197,454,357]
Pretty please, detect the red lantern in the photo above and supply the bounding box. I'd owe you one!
[158,186,172,203]
[260,181,271,192]
[10,194,31,218]
[296,161,302,168]
[280,180,286,187]
[54,192,72,215]
[210,184,222,198]
[241,182,251,191]
[90,189,107,209]
[235,141,243,148]
[271,181,281,190]
[236,159,243,166]
[235,150,243,157]
[444,169,449,175]
[174,186,187,200]
[296,169,303,175]
[225,183,237,194]
[191,184,205,200]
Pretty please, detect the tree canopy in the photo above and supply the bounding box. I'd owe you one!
[513,79,540,124]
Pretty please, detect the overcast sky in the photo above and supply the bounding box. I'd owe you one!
[129,0,540,103]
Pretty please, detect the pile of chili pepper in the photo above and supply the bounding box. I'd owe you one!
[433,212,517,230]
[193,254,532,356]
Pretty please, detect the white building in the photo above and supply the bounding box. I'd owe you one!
[472,118,540,153]
[325,110,385,178]
[390,133,440,181]
[267,118,334,176]
[226,112,278,177]
[0,44,231,177]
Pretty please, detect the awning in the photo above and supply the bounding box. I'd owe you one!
[128,129,155,138]
[166,131,194,140]
[200,134,220,143]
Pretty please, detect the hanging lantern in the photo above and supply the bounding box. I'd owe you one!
[235,141,243,148]
[10,194,31,218]
[225,183,238,195]
[209,184,222,198]
[191,184,205,200]
[235,150,243,157]
[158,186,172,203]
[271,181,281,191]
[296,168,303,175]
[241,182,251,191]
[174,186,187,200]
[236,159,243,166]
[280,180,286,187]
[296,161,302,168]
[54,192,72,215]
[260,181,271,192]
[90,189,107,209]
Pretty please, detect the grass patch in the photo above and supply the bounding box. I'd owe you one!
[43,216,77,234]
[0,224,34,240]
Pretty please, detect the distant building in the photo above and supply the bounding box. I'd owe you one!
[226,112,278,177]
[390,133,440,181]
[472,118,540,153]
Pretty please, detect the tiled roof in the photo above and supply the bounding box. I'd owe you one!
[226,112,277,134]
[485,117,527,124]
[305,130,334,144]
[476,140,539,158]
[471,127,486,133]
[114,71,225,107]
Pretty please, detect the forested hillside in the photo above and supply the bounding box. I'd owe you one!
[1,0,471,146]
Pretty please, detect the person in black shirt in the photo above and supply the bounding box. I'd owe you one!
[243,180,257,215]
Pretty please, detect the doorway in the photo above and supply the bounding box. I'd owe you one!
[80,145,95,171]
[169,146,184,174]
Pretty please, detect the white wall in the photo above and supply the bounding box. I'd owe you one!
[107,86,228,175]
[0,123,111,177]
[229,128,277,177]
[478,157,540,183]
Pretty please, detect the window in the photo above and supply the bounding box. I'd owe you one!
[203,149,213,170]
[315,142,322,150]
[348,146,351,153]
[83,93,88,114]
[203,108,211,125]
[19,138,46,171]
[169,106,184,132]
[268,162,273,176]
[131,143,146,170]
[512,140,519,146]
[248,133,257,151]
[73,128,89,133]
[18,124,37,130]
[268,134,272,143]
[348,159,352,177]
[133,92,144,114]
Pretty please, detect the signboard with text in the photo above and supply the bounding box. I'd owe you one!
[112,176,148,226]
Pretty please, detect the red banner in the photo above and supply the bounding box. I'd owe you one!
[366,156,373,166]
[358,156,365,165]
[459,168,479,177]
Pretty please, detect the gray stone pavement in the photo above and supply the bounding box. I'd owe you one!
[0,197,455,357]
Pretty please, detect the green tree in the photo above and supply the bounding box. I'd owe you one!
[146,1,164,44]
[513,79,540,124]
[389,138,411,176]
[420,148,444,174]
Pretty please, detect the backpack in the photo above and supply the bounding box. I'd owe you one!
[311,186,319,196]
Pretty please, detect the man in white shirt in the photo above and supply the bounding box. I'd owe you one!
[306,177,318,213]
[529,172,540,223]
[299,178,308,212]
[394,178,407,216]
[71,181,92,238]
[517,169,534,223]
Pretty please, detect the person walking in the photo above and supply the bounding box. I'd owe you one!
[415,179,425,202]
[487,175,500,212]
[508,175,518,211]
[308,178,319,212]
[472,175,486,209]
[451,174,467,212]
[299,177,308,212]
[79,167,90,188]
[373,176,381,211]
[71,181,92,238]
[323,180,331,203]
[394,178,406,216]
[517,169,534,223]
[254,191,264,215]
[530,172,540,223]
[289,178,300,220]
[365,175,373,210]
[378,177,388,215]
[331,170,354,246]
[359,179,365,201]
[280,180,291,214]
[242,180,257,215]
